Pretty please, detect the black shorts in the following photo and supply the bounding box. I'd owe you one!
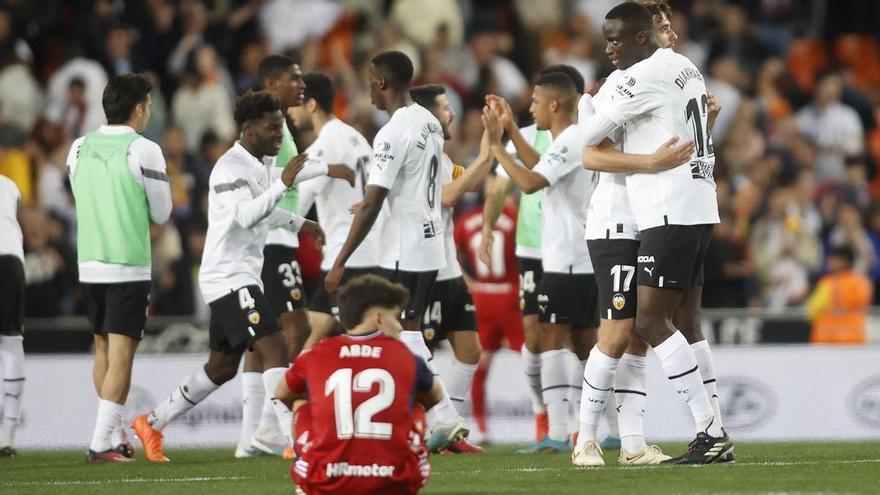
[376,267,438,327]
[0,255,25,334]
[208,285,281,354]
[518,257,544,316]
[82,281,151,340]
[637,224,714,290]
[309,267,377,317]
[423,277,477,346]
[261,244,307,315]
[588,238,639,320]
[536,272,599,330]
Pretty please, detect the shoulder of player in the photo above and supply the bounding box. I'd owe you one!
[208,147,249,183]
[554,125,585,149]
[0,174,17,193]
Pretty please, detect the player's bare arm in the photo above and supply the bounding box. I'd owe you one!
[484,108,548,194]
[582,136,695,173]
[441,131,493,207]
[707,90,721,131]
[325,185,388,293]
[327,163,356,187]
[415,378,445,411]
[478,174,509,266]
[485,94,540,168]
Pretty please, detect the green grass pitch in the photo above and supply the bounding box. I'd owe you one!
[2,442,879,494]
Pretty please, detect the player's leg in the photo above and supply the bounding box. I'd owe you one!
[567,327,593,440]
[518,258,547,438]
[237,349,264,457]
[252,330,295,455]
[471,291,504,441]
[534,320,571,449]
[0,255,25,457]
[444,279,480,413]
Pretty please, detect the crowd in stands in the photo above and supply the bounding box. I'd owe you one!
[3,0,880,318]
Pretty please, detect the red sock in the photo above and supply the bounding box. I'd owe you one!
[471,361,489,434]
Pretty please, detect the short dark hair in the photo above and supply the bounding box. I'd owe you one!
[257,54,297,86]
[535,72,577,96]
[102,73,152,124]
[302,72,335,113]
[233,90,281,126]
[371,51,414,90]
[337,275,410,330]
[632,0,672,22]
[539,65,585,94]
[605,2,654,36]
[829,245,856,267]
[409,84,446,111]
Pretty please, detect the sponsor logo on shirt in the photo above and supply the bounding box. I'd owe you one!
[623,75,636,87]
[614,83,635,99]
[325,462,396,478]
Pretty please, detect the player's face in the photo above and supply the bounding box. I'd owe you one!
[270,65,306,109]
[529,85,552,130]
[134,94,153,133]
[434,94,455,140]
[653,13,678,49]
[368,64,384,109]
[375,306,404,338]
[602,19,647,70]
[289,100,312,131]
[251,110,285,157]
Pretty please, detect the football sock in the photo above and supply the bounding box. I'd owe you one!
[111,412,130,447]
[0,335,24,448]
[149,367,220,431]
[263,367,294,446]
[691,340,724,429]
[521,344,546,414]
[604,387,620,439]
[471,360,489,433]
[238,372,264,451]
[578,346,618,444]
[540,349,570,442]
[90,399,123,452]
[400,330,433,365]
[653,332,720,437]
[615,353,648,453]
[446,358,478,414]
[568,354,585,432]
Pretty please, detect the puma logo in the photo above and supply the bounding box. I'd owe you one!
[643,266,655,277]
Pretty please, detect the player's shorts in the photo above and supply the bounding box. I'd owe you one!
[517,256,543,316]
[422,277,477,347]
[0,255,25,334]
[588,238,639,320]
[309,267,376,317]
[262,244,307,315]
[82,280,151,340]
[536,272,600,330]
[376,267,438,326]
[637,224,714,290]
[292,403,429,495]
[208,285,281,354]
[473,287,524,352]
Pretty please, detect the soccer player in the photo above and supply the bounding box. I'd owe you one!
[66,74,171,463]
[410,84,494,453]
[325,51,468,449]
[240,55,354,457]
[276,274,446,495]
[290,72,381,344]
[579,3,733,464]
[482,72,598,453]
[131,91,324,463]
[0,175,25,458]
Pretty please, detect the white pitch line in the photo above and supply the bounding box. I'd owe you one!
[1,476,250,488]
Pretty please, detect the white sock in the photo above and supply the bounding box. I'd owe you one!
[148,367,220,431]
[615,353,648,453]
[604,389,620,439]
[540,349,570,441]
[446,359,478,414]
[238,372,264,450]
[400,330,432,363]
[111,412,130,447]
[577,347,618,444]
[0,335,25,448]
[653,332,719,437]
[427,389,461,427]
[691,340,724,429]
[90,399,123,452]
[568,354,585,432]
[521,345,545,414]
[262,367,294,446]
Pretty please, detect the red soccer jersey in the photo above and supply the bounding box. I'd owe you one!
[454,205,520,289]
[285,331,433,495]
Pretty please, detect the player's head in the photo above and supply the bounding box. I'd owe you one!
[529,72,577,131]
[234,90,284,158]
[410,84,455,140]
[603,2,656,70]
[289,72,335,132]
[103,73,153,132]
[539,65,586,94]
[258,54,305,110]
[633,0,677,48]
[369,51,414,110]
[337,275,411,337]
[827,245,856,272]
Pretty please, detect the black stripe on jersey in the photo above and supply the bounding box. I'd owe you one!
[2,377,24,382]
[703,378,717,384]
[615,389,647,396]
[668,365,699,380]
[141,167,170,182]
[584,377,613,392]
[214,179,249,193]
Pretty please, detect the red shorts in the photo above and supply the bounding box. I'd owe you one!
[292,404,430,495]
[473,290,524,351]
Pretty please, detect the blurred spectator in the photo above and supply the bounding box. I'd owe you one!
[825,203,876,275]
[807,245,872,344]
[20,207,76,316]
[259,0,342,53]
[703,213,754,308]
[103,23,139,77]
[58,78,88,139]
[459,32,529,109]
[0,39,43,134]
[151,222,194,316]
[392,0,464,49]
[171,47,235,153]
[44,56,108,138]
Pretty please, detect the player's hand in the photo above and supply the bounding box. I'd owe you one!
[481,106,504,144]
[301,220,325,246]
[281,153,309,187]
[478,229,494,267]
[325,264,345,293]
[328,163,356,187]
[707,91,722,121]
[650,136,695,171]
[485,95,514,130]
[348,201,363,214]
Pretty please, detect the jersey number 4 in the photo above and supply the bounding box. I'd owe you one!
[325,367,395,440]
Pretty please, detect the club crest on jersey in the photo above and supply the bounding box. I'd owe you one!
[247,310,261,325]
[291,288,302,301]
[613,293,626,311]
[423,328,436,341]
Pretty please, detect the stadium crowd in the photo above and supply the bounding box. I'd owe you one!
[2,0,880,318]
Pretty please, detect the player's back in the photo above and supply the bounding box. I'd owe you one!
[455,205,519,289]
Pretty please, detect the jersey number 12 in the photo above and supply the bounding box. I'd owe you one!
[325,367,395,440]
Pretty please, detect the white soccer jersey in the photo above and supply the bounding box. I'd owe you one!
[0,175,23,263]
[199,142,306,303]
[367,103,445,272]
[596,48,719,230]
[437,154,463,281]
[298,118,380,271]
[532,125,595,274]
[582,71,639,241]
